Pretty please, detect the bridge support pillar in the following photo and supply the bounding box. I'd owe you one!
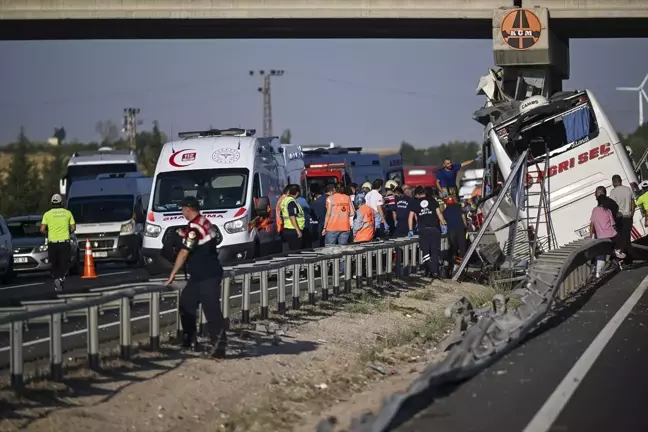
[493,7,569,100]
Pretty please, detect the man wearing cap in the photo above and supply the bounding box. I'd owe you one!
[164,196,227,358]
[40,194,76,291]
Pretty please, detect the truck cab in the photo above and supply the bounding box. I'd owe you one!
[302,145,384,192]
[67,173,151,266]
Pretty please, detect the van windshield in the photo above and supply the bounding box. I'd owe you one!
[67,163,138,182]
[68,195,135,224]
[152,168,248,212]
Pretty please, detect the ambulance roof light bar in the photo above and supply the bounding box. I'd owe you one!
[178,128,256,139]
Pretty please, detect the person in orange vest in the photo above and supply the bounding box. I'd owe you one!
[275,185,291,237]
[322,182,355,245]
[353,195,375,243]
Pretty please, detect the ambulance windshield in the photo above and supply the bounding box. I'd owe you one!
[152,168,248,212]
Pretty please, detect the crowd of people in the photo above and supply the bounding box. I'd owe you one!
[275,158,477,279]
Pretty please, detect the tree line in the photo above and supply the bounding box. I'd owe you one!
[0,121,166,218]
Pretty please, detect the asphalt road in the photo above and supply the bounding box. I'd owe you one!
[0,263,150,306]
[395,263,648,432]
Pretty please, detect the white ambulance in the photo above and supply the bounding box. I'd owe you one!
[142,128,290,274]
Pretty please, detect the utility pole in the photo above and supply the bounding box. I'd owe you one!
[122,108,140,150]
[249,70,284,137]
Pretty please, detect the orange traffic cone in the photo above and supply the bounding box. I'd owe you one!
[81,239,98,279]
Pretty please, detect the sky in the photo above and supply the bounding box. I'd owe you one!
[0,38,647,149]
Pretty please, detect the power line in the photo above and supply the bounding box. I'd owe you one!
[249,70,285,137]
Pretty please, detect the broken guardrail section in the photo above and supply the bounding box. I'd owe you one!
[319,237,613,432]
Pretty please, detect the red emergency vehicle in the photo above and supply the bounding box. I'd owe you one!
[403,166,438,188]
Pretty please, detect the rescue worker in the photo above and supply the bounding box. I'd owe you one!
[312,184,330,247]
[355,182,371,209]
[443,196,468,271]
[408,186,447,278]
[296,189,314,248]
[436,157,476,198]
[609,174,634,265]
[392,186,410,237]
[366,179,388,238]
[275,185,291,239]
[403,185,413,198]
[635,180,648,227]
[40,194,76,291]
[164,196,227,358]
[384,179,398,234]
[280,184,306,251]
[353,195,375,243]
[322,182,354,245]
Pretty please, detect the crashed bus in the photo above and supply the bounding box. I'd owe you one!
[475,89,647,256]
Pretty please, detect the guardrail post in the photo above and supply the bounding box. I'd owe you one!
[260,270,269,319]
[403,244,410,277]
[320,259,329,301]
[10,320,24,390]
[365,250,373,287]
[50,313,63,381]
[355,252,363,289]
[292,263,301,310]
[278,266,287,314]
[386,247,394,282]
[307,262,316,305]
[87,305,100,370]
[120,297,132,360]
[410,242,418,275]
[377,248,384,284]
[175,289,182,339]
[344,254,352,293]
[222,276,231,329]
[242,273,251,323]
[395,246,403,278]
[332,258,340,295]
[149,291,160,351]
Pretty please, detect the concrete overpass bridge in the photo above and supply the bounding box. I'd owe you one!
[1,0,647,39]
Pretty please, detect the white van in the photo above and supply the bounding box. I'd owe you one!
[67,173,152,266]
[142,128,291,274]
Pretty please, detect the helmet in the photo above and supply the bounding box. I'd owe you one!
[385,180,398,190]
[361,182,371,191]
[51,194,63,204]
[641,180,648,190]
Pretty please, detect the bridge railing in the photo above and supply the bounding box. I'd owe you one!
[343,238,615,431]
[2,235,450,390]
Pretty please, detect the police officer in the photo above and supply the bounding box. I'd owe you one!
[280,184,306,251]
[40,194,76,291]
[164,196,227,358]
[408,186,447,278]
[392,186,410,237]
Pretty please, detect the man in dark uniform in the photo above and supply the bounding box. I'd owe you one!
[408,186,447,278]
[164,196,227,358]
[392,186,410,237]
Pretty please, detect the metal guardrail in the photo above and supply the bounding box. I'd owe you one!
[2,235,451,390]
[341,237,614,432]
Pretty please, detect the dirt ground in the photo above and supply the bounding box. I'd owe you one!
[0,278,496,432]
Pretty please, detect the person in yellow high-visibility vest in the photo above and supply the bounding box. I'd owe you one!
[280,184,306,251]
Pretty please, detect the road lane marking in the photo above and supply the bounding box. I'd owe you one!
[0,309,177,352]
[0,282,45,291]
[523,274,648,432]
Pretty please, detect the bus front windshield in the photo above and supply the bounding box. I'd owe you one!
[66,163,138,182]
[152,168,248,212]
[499,97,598,164]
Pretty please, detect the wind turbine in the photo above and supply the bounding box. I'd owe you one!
[617,73,648,127]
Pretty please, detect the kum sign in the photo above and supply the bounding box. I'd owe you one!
[526,143,612,185]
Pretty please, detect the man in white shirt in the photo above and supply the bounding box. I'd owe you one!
[365,179,387,237]
[609,174,635,264]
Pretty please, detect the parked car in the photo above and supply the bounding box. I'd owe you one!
[6,215,80,275]
[0,215,13,284]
